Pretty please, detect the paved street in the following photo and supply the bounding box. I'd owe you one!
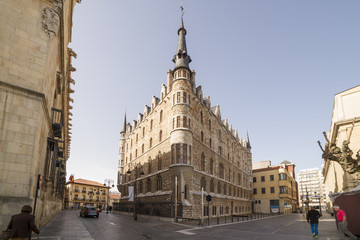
[34,210,348,240]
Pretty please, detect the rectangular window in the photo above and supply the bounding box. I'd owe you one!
[270,175,274,181]
[177,92,180,103]
[253,177,257,183]
[261,176,265,182]
[279,173,287,180]
[279,186,288,194]
[176,144,181,163]
[261,188,265,194]
[176,116,180,128]
[183,116,187,128]
[183,144,187,164]
[173,94,175,105]
[253,188,257,194]
[189,145,191,164]
[270,187,275,193]
[172,118,175,129]
[183,92,187,103]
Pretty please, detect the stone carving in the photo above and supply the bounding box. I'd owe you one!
[318,131,360,176]
[42,7,60,38]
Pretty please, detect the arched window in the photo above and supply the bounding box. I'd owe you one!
[159,130,162,142]
[160,110,163,122]
[201,131,204,143]
[149,138,152,148]
[219,163,224,179]
[200,177,206,191]
[201,153,205,172]
[210,179,214,192]
[158,152,162,170]
[156,175,162,191]
[146,178,151,192]
[200,111,203,124]
[150,119,153,130]
[210,158,214,175]
[148,158,152,174]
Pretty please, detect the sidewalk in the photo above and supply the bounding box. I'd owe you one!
[32,210,93,240]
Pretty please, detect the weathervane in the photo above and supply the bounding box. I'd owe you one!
[180,5,184,17]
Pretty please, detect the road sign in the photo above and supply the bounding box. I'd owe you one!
[206,195,212,202]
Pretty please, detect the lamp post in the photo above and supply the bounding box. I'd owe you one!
[104,179,114,214]
[127,165,144,221]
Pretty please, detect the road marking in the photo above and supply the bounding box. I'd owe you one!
[177,229,196,235]
[271,220,296,235]
[109,222,116,225]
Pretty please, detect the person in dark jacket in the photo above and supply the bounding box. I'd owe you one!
[7,205,40,240]
[307,206,321,238]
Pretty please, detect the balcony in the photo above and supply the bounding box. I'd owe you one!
[51,108,63,138]
[58,140,64,158]
[74,189,79,193]
[82,190,86,193]
[88,191,93,194]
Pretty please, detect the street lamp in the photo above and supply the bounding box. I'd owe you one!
[104,179,114,214]
[314,192,322,214]
[127,165,144,221]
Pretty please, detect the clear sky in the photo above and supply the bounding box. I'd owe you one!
[67,1,360,190]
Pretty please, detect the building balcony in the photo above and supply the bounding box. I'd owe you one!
[82,190,86,193]
[51,108,63,138]
[74,189,79,193]
[88,191,93,194]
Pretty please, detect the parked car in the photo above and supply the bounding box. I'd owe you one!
[80,206,99,218]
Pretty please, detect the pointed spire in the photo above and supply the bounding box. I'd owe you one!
[246,131,252,149]
[120,113,127,134]
[172,6,192,70]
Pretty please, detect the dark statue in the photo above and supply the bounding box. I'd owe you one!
[318,132,360,175]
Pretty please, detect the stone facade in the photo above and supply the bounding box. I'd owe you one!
[116,15,252,220]
[252,161,298,214]
[322,85,360,212]
[0,0,80,229]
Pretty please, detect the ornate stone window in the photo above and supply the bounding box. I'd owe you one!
[156,175,162,191]
[160,110,163,122]
[200,177,206,191]
[159,130,162,142]
[201,153,205,172]
[146,178,151,192]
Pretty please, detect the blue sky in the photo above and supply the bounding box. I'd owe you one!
[68,1,360,188]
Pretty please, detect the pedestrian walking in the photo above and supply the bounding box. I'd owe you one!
[6,205,40,240]
[109,206,112,213]
[333,205,359,240]
[307,206,321,238]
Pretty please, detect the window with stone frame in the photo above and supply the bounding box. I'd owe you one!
[261,187,265,194]
[270,175,274,181]
[160,110,163,122]
[188,118,191,129]
[135,149,138,158]
[158,152,162,170]
[210,179,214,192]
[209,138,212,148]
[270,186,275,193]
[183,116,187,128]
[142,144,144,154]
[224,183,227,195]
[176,116,180,128]
[261,176,265,182]
[177,92,180,103]
[201,153,205,172]
[218,146,223,156]
[146,178,151,192]
[150,119,153,130]
[149,138,152,148]
[171,144,175,164]
[156,175,162,191]
[148,158,152,174]
[183,92,187,103]
[219,163,224,179]
[200,111,203,124]
[217,181,221,194]
[212,206,217,216]
[209,120,211,131]
[228,169,231,182]
[136,133,138,143]
[210,158,214,175]
[159,130,162,142]
[200,177,206,191]
[143,127,145,137]
[201,131,204,143]
[172,118,175,129]
[253,188,257,194]
[173,94,175,105]
[183,144,187,164]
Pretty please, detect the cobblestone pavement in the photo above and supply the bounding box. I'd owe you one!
[33,210,352,240]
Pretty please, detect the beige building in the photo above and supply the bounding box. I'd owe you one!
[109,194,121,207]
[322,85,360,211]
[252,161,298,214]
[116,14,253,220]
[65,179,110,210]
[0,0,81,229]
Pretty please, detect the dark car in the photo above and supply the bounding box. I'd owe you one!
[80,206,99,218]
